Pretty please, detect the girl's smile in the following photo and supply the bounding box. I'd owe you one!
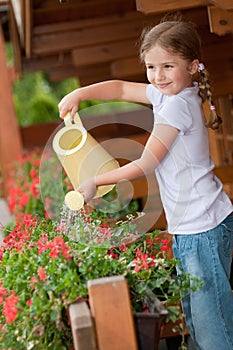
[145,44,198,96]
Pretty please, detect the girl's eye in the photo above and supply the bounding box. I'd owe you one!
[147,65,154,70]
[164,64,173,69]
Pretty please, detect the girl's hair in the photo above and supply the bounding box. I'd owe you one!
[140,19,222,130]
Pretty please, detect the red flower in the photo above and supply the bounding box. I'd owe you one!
[119,242,127,252]
[38,266,47,280]
[0,283,7,306]
[0,246,4,261]
[3,223,32,251]
[30,177,40,199]
[2,291,18,324]
[30,276,37,290]
[26,298,33,306]
[107,248,119,260]
[49,236,71,260]
[29,169,37,178]
[19,192,30,209]
[37,232,49,254]
[23,214,37,228]
[160,245,170,252]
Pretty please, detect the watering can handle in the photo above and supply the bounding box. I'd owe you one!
[63,112,84,128]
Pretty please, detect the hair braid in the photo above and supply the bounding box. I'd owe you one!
[198,68,222,130]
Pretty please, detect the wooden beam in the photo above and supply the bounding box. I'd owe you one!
[22,52,72,73]
[72,40,138,67]
[32,19,144,56]
[48,64,112,84]
[0,25,22,196]
[88,276,138,350]
[10,0,25,46]
[136,0,207,14]
[33,11,145,36]
[111,57,145,78]
[24,0,32,58]
[69,302,98,350]
[208,0,233,10]
[32,0,136,26]
[208,6,233,35]
[8,0,22,74]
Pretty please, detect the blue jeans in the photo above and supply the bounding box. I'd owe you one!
[172,213,233,350]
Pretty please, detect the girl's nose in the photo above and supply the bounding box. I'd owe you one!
[155,69,164,81]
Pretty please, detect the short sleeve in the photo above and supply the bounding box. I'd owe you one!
[155,96,192,135]
[146,84,164,106]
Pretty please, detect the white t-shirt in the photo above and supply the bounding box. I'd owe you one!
[146,84,233,234]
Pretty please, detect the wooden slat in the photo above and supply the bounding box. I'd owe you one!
[24,0,32,58]
[22,52,72,73]
[32,0,136,26]
[72,40,138,67]
[208,6,233,35]
[32,19,144,56]
[33,11,145,36]
[69,302,98,350]
[88,276,138,350]
[136,0,208,14]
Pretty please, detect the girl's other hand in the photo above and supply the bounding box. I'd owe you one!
[58,89,80,119]
[78,177,97,203]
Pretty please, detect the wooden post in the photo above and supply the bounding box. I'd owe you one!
[88,275,138,350]
[69,301,98,350]
[0,25,22,196]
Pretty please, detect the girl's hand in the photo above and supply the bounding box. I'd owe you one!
[78,177,97,203]
[58,89,81,119]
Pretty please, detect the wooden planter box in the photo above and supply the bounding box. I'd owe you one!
[69,276,168,350]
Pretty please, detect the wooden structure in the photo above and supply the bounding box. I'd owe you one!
[0,0,232,197]
[69,275,168,350]
[6,0,233,91]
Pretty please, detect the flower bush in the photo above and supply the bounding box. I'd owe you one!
[0,209,202,349]
[1,149,202,349]
[7,150,72,222]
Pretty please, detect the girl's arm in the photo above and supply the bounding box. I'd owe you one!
[79,124,179,202]
[58,80,150,119]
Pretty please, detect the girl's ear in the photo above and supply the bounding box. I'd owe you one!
[189,59,199,75]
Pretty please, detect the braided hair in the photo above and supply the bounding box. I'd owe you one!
[140,19,222,130]
[195,65,222,129]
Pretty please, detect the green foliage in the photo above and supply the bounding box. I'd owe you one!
[27,94,58,124]
[13,71,78,126]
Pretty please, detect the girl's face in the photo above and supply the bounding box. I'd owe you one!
[144,44,198,96]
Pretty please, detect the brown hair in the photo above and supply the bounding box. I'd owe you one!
[140,20,222,130]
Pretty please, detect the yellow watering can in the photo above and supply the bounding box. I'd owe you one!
[52,113,119,209]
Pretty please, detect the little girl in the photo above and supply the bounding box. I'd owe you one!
[59,19,233,350]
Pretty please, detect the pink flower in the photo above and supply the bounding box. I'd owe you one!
[38,266,47,280]
[0,246,4,261]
